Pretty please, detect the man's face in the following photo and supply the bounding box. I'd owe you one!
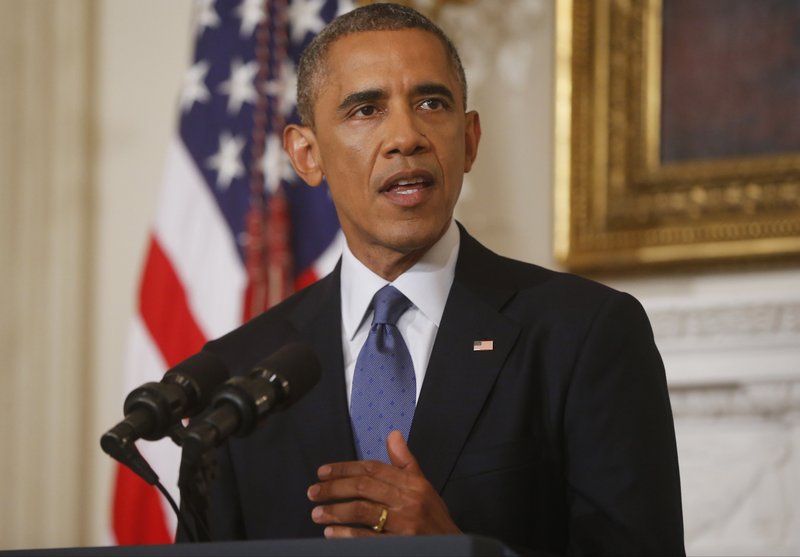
[293,29,480,274]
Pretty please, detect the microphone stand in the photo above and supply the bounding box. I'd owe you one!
[102,421,200,542]
[174,425,217,543]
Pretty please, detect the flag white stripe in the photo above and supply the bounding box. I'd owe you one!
[154,138,247,340]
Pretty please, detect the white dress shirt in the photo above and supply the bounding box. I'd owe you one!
[340,220,460,406]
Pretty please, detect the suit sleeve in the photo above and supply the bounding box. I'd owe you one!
[562,292,685,556]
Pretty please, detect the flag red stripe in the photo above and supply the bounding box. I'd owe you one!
[111,2,343,543]
[139,235,207,367]
[112,235,209,545]
[112,465,171,545]
[294,268,319,292]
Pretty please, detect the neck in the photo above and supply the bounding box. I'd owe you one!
[342,220,454,282]
[351,245,429,282]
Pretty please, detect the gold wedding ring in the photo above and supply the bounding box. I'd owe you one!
[372,507,388,533]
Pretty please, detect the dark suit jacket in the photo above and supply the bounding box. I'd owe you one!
[198,225,685,555]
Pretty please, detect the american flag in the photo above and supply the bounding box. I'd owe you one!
[111,0,349,544]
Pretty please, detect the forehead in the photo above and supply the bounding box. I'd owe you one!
[320,29,459,97]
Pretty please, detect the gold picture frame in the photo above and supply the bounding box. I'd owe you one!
[554,0,800,272]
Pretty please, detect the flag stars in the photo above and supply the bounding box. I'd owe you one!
[218,58,259,115]
[235,0,266,37]
[207,132,246,189]
[288,0,326,43]
[195,0,220,35]
[180,60,211,112]
[264,61,298,117]
[336,0,356,18]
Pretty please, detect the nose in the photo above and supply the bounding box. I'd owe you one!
[382,107,431,157]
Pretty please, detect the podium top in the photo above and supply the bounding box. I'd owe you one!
[1,534,516,557]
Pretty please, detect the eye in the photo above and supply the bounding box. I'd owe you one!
[419,98,447,111]
[352,105,378,118]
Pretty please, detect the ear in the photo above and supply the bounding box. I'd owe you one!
[283,124,325,187]
[463,110,481,173]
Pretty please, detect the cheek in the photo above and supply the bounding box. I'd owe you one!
[322,129,377,177]
[433,125,467,163]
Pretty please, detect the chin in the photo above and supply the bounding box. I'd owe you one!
[380,223,445,254]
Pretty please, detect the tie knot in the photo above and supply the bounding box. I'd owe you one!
[371,285,413,326]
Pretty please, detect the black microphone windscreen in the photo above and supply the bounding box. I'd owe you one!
[253,342,322,407]
[163,350,229,415]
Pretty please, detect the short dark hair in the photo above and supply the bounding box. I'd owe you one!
[295,2,468,128]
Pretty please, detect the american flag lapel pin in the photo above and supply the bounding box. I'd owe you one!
[473,340,494,351]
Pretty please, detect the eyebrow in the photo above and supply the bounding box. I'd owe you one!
[337,89,387,114]
[336,82,457,114]
[413,82,455,104]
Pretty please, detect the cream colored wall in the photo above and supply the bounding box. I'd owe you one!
[0,0,93,548]
[88,0,194,545]
[0,0,193,550]
[449,0,555,266]
[1,0,799,553]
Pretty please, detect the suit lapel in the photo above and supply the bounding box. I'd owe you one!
[287,267,357,472]
[409,230,521,492]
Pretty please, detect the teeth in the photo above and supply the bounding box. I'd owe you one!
[395,177,425,186]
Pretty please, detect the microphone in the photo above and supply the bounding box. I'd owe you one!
[182,342,321,459]
[100,350,230,465]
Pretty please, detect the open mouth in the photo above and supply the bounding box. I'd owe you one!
[385,176,430,195]
[380,171,435,197]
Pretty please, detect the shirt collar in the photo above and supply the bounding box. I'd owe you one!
[340,220,460,341]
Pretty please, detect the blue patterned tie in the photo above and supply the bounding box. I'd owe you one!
[350,285,416,464]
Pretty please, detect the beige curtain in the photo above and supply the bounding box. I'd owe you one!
[0,0,94,549]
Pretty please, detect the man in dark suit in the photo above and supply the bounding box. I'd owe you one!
[199,3,685,555]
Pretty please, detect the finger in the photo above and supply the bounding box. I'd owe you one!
[317,459,408,486]
[308,475,397,504]
[323,525,378,539]
[386,430,422,474]
[317,460,385,480]
[311,499,387,528]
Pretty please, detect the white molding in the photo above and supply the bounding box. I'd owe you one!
[670,379,800,419]
[635,288,800,386]
[651,300,800,349]
[436,0,547,91]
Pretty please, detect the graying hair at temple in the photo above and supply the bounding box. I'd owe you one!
[295,2,468,128]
